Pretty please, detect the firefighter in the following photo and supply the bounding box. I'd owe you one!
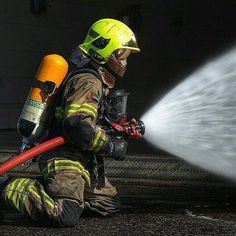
[1,18,141,227]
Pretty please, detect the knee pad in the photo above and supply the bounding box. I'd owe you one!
[39,199,83,228]
[55,199,83,228]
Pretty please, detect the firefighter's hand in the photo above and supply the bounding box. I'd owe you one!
[107,137,128,161]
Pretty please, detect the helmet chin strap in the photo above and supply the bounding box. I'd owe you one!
[88,48,105,63]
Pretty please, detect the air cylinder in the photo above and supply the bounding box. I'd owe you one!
[17,54,68,142]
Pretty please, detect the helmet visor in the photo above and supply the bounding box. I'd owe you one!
[122,35,140,52]
[107,49,130,77]
[114,48,131,59]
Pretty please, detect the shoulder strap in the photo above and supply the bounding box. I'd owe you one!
[61,68,102,88]
[57,68,103,108]
[47,68,103,138]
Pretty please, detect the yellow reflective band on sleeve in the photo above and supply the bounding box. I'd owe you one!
[66,102,97,118]
[66,103,81,114]
[90,130,108,152]
[80,103,97,115]
[69,104,81,108]
[42,159,90,183]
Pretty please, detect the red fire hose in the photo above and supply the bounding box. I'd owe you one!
[0,136,67,175]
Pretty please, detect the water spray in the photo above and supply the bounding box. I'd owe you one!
[141,47,236,181]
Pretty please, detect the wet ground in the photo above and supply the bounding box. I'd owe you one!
[1,203,236,236]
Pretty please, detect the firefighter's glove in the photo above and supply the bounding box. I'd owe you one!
[128,118,143,140]
[107,137,128,161]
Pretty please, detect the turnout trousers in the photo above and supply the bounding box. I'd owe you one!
[1,150,120,227]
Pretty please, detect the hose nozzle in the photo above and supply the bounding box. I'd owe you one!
[135,120,145,135]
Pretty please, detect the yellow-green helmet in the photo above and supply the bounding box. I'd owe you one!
[79,18,140,64]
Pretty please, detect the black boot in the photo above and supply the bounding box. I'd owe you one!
[0,176,11,210]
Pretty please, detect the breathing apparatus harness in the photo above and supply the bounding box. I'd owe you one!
[53,66,145,187]
[69,48,145,139]
[17,53,145,149]
[58,68,145,186]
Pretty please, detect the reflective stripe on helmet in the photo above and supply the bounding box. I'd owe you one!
[88,28,99,38]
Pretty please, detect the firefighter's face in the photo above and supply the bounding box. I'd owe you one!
[107,49,131,77]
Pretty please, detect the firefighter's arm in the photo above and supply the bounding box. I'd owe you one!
[63,73,127,160]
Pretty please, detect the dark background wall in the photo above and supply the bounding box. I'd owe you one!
[1,0,236,154]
